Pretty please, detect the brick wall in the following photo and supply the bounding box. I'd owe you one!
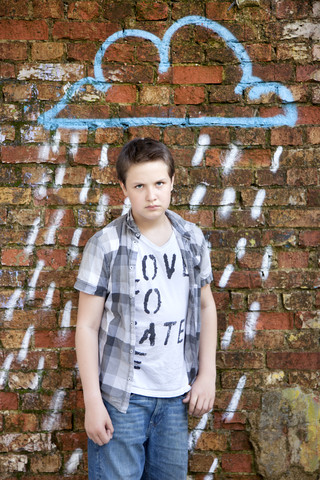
[0,0,320,478]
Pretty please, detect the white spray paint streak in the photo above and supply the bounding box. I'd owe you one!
[29,355,45,390]
[100,144,109,168]
[34,171,51,200]
[38,143,50,161]
[235,237,247,260]
[68,228,82,262]
[218,187,236,218]
[189,183,207,212]
[54,165,66,190]
[270,146,283,173]
[203,458,219,480]
[122,196,131,216]
[43,282,56,309]
[45,209,65,244]
[0,128,5,143]
[96,194,109,226]
[70,132,79,157]
[244,301,260,341]
[251,189,266,219]
[222,144,241,176]
[60,301,72,331]
[221,325,234,350]
[0,354,14,388]
[5,288,23,321]
[222,375,247,421]
[191,134,210,166]
[219,264,234,289]
[65,448,83,474]
[26,259,45,301]
[51,130,61,154]
[24,217,40,256]
[17,325,34,363]
[42,389,66,431]
[260,245,273,281]
[79,173,92,204]
[188,412,209,452]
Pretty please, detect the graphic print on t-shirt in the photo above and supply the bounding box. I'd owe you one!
[131,232,190,396]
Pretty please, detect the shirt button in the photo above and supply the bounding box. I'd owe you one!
[130,349,133,354]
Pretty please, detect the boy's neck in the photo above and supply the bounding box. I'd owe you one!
[134,212,172,246]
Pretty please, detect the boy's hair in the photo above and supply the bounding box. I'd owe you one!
[116,138,175,185]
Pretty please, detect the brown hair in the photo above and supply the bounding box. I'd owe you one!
[116,138,175,185]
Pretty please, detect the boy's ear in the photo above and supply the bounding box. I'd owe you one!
[171,175,175,191]
[120,181,127,196]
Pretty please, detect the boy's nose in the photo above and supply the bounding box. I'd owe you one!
[146,186,156,201]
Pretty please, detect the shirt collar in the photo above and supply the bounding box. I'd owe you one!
[125,209,191,240]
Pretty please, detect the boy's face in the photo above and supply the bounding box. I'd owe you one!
[120,160,174,228]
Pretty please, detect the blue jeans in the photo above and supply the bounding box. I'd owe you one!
[88,394,188,480]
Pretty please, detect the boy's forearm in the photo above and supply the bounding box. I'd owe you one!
[198,285,217,379]
[76,324,102,405]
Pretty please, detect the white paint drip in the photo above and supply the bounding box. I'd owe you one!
[235,237,247,260]
[51,130,61,154]
[38,143,50,161]
[54,165,66,190]
[222,144,241,176]
[122,196,131,216]
[45,209,65,244]
[68,228,82,262]
[5,288,23,321]
[0,354,14,388]
[0,128,5,143]
[244,301,260,341]
[61,301,72,329]
[270,146,283,173]
[191,134,210,166]
[34,171,51,200]
[188,412,209,451]
[29,355,45,390]
[222,375,247,421]
[251,189,266,219]
[26,260,45,301]
[42,389,66,431]
[221,325,234,350]
[203,458,219,479]
[65,448,83,474]
[100,144,109,168]
[189,183,207,211]
[24,217,40,256]
[219,264,234,288]
[79,173,91,204]
[43,282,56,309]
[17,325,34,363]
[95,194,109,226]
[70,132,79,157]
[218,187,236,218]
[260,245,273,281]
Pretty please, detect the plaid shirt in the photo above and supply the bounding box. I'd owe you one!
[75,209,213,413]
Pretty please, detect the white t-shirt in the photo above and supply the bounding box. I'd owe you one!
[131,231,190,397]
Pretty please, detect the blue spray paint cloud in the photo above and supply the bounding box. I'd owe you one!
[37,16,298,130]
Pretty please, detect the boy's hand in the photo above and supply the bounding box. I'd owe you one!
[183,374,216,417]
[85,399,114,446]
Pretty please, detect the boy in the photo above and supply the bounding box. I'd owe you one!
[75,138,217,480]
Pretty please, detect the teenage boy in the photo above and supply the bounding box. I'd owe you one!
[75,137,217,480]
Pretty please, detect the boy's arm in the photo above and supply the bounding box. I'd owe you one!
[183,283,217,416]
[75,291,114,445]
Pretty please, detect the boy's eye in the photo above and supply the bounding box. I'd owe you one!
[156,181,164,186]
[135,184,143,189]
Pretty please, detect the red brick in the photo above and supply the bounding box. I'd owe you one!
[269,210,320,228]
[275,0,310,18]
[31,42,64,61]
[52,21,119,41]
[0,42,27,60]
[299,230,320,247]
[35,330,75,348]
[106,85,137,104]
[0,20,48,40]
[1,146,66,164]
[33,0,64,18]
[297,106,320,125]
[68,1,100,20]
[221,453,252,473]
[1,249,31,267]
[0,0,29,16]
[174,86,206,105]
[0,393,18,410]
[278,251,309,269]
[172,65,223,84]
[136,0,168,20]
[270,127,303,145]
[4,413,38,432]
[102,1,135,20]
[267,352,320,370]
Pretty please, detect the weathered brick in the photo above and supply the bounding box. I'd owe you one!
[68,1,100,20]
[221,453,252,473]
[52,21,119,41]
[31,42,65,61]
[172,66,223,84]
[136,0,168,20]
[0,20,49,40]
[267,352,320,370]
